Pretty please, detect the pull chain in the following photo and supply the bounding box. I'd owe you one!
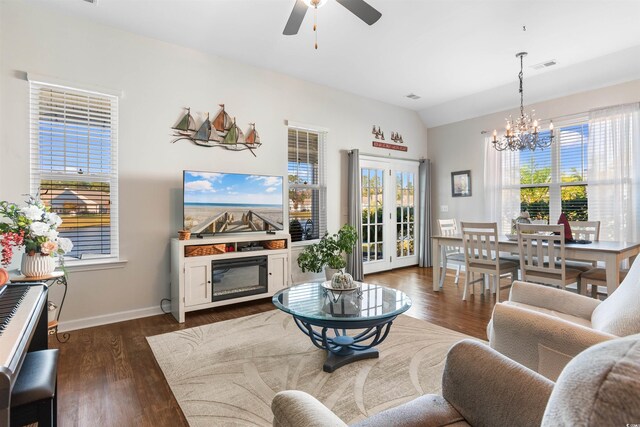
[314,6,318,49]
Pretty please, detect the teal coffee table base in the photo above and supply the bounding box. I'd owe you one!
[273,282,411,373]
[292,316,395,373]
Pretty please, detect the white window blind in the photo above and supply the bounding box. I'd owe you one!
[502,114,590,230]
[287,127,327,242]
[29,81,119,262]
[558,121,589,222]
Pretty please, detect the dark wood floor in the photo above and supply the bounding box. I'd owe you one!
[49,266,507,427]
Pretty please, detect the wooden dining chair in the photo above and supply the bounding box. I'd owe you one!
[559,220,601,295]
[517,223,583,290]
[569,221,600,242]
[567,220,601,269]
[461,222,518,302]
[437,219,465,288]
[581,267,629,299]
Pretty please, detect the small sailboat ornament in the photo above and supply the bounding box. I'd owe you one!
[212,104,233,135]
[172,108,195,135]
[223,117,240,145]
[171,106,262,156]
[193,113,211,142]
[245,123,260,145]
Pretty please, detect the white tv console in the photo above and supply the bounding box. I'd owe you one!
[170,232,291,323]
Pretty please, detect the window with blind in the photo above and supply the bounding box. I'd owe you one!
[29,81,119,263]
[507,117,589,224]
[287,127,326,242]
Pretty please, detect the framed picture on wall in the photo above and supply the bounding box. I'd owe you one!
[451,170,471,197]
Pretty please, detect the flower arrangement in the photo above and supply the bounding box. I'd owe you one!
[0,195,73,266]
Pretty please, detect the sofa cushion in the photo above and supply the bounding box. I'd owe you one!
[351,394,468,427]
[591,258,640,336]
[541,334,640,426]
[505,301,593,329]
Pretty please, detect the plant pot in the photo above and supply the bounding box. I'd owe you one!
[325,267,343,281]
[21,253,55,277]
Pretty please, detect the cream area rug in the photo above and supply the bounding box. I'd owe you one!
[147,310,475,427]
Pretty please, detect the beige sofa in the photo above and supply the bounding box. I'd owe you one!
[271,335,640,427]
[487,257,640,380]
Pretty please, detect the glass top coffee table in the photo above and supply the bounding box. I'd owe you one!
[272,282,412,372]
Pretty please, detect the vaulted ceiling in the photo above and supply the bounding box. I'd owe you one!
[24,0,640,127]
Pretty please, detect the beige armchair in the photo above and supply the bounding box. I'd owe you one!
[272,335,640,427]
[488,256,640,380]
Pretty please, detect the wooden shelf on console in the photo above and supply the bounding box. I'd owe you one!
[170,232,291,323]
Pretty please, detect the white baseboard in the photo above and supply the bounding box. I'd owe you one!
[58,306,165,332]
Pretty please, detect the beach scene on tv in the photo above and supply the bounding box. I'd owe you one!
[183,171,284,234]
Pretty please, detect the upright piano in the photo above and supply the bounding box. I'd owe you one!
[0,283,48,427]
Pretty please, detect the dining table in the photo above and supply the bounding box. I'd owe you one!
[431,234,640,295]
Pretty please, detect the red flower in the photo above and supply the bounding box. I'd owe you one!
[1,232,24,266]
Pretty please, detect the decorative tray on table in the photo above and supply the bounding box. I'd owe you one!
[321,281,361,292]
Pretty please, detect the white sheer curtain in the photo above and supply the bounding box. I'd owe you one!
[483,137,521,234]
[587,103,640,242]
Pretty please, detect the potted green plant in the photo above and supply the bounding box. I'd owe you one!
[297,224,358,280]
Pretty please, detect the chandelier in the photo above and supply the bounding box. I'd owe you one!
[492,52,555,151]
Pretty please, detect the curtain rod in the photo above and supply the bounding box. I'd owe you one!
[480,100,640,134]
[345,150,426,163]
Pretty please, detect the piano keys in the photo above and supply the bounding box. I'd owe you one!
[0,283,48,427]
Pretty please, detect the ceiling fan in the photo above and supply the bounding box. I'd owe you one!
[283,0,382,36]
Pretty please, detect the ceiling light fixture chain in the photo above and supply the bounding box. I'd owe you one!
[492,52,555,152]
[519,53,524,118]
[314,4,318,49]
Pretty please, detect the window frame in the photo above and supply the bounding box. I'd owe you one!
[286,122,327,246]
[28,78,121,268]
[501,115,590,227]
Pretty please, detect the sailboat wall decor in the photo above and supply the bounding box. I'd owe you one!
[171,105,262,156]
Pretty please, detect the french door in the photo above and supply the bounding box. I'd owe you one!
[361,158,419,274]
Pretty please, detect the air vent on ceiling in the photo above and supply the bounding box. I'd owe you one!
[83,0,97,4]
[531,59,557,70]
[405,93,421,100]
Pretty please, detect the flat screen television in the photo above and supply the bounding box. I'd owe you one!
[183,171,284,235]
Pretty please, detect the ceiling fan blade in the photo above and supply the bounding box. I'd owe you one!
[283,0,308,35]
[336,0,382,25]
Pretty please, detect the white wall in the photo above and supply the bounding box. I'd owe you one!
[0,2,428,329]
[427,79,640,230]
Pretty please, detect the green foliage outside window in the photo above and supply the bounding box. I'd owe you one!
[519,164,588,222]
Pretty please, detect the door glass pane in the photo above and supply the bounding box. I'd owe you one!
[396,171,416,258]
[361,167,384,263]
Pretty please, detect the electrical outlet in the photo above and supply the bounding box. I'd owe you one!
[440,205,449,212]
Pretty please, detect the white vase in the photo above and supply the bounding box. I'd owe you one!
[21,253,56,277]
[325,267,343,281]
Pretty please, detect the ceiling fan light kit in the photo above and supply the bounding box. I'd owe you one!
[302,0,328,8]
[492,52,555,152]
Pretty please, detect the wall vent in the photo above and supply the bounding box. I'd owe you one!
[531,60,557,70]
[405,93,421,100]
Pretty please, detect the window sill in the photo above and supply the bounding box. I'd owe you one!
[62,258,128,272]
[291,239,321,249]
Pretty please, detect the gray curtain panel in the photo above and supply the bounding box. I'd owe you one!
[418,159,432,267]
[347,149,364,281]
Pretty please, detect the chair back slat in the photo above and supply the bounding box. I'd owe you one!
[518,224,567,283]
[461,222,499,269]
[438,218,461,257]
[569,220,601,241]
